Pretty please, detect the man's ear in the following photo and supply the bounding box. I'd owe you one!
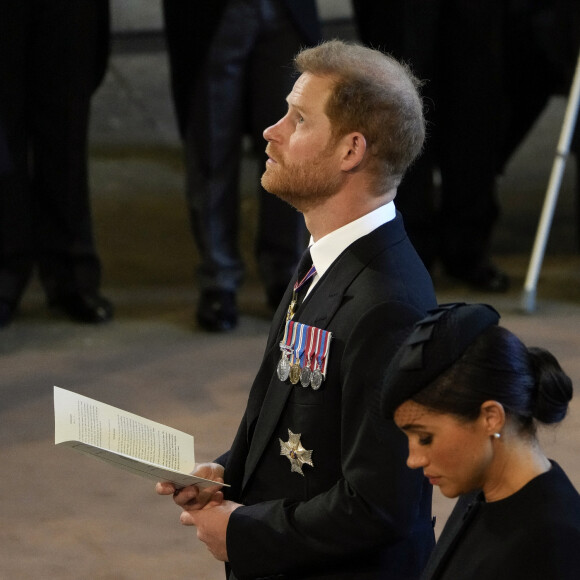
[339,132,367,172]
[480,400,506,436]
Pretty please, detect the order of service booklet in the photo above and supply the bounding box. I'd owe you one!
[54,386,227,489]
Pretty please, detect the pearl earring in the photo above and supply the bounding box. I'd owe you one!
[493,432,501,439]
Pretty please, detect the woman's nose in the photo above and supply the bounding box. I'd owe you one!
[406,445,428,470]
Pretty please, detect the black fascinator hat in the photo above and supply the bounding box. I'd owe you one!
[379,303,500,418]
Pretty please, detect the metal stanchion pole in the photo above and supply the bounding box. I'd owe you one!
[520,50,580,313]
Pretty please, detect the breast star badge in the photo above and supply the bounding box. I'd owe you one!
[279,429,314,476]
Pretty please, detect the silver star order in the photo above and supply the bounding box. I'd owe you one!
[279,429,313,476]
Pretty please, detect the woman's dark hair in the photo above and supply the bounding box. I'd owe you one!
[412,325,573,435]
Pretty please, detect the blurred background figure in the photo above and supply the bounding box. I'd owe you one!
[162,0,321,332]
[353,0,580,292]
[0,0,113,327]
[496,0,580,243]
[379,302,580,580]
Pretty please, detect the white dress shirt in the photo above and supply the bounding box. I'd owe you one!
[306,201,396,296]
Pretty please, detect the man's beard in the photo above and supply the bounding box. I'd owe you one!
[261,147,344,213]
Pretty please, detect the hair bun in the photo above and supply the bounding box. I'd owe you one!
[529,347,573,424]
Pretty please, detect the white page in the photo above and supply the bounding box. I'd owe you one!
[54,386,226,488]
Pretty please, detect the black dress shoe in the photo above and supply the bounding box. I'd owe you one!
[197,290,238,332]
[447,262,510,293]
[0,300,15,328]
[50,293,114,323]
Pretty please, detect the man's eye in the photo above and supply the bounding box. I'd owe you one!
[297,116,304,124]
[419,435,433,446]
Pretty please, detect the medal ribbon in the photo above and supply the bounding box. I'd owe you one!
[293,265,316,293]
[280,319,290,348]
[286,262,316,321]
[288,321,299,364]
[293,323,307,368]
[279,317,332,386]
[311,327,321,372]
[279,319,294,360]
[302,325,315,369]
[316,329,332,378]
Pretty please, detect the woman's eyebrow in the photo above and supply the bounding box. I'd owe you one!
[399,423,428,432]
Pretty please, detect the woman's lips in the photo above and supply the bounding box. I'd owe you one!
[425,474,441,486]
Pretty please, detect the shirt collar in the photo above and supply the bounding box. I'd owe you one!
[308,201,396,288]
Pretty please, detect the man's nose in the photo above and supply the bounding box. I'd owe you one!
[263,116,284,142]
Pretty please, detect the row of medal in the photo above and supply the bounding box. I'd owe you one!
[277,320,332,390]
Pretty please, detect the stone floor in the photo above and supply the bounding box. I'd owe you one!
[1,32,579,579]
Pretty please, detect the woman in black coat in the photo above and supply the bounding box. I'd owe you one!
[378,302,580,580]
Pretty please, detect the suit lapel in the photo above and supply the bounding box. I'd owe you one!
[242,375,292,489]
[241,217,407,492]
[298,216,405,326]
[242,268,355,491]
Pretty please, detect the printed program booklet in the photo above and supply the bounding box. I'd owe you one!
[54,386,227,489]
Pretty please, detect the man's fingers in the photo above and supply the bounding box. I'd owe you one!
[180,510,196,526]
[155,481,176,495]
[172,485,202,507]
[205,491,224,508]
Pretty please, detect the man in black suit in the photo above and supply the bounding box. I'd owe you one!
[352,0,509,293]
[162,0,321,332]
[0,0,112,327]
[158,40,437,579]
[353,0,580,291]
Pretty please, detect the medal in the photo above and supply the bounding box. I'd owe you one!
[300,326,315,387]
[300,366,312,388]
[311,368,323,390]
[279,429,313,476]
[286,262,316,321]
[289,362,301,384]
[277,319,332,390]
[310,328,331,390]
[278,321,297,383]
[290,323,306,385]
[286,292,297,322]
[277,352,291,382]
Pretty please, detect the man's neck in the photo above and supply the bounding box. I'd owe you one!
[305,187,395,242]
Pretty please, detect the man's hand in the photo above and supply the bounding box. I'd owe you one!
[187,500,242,561]
[156,462,241,562]
[155,462,225,511]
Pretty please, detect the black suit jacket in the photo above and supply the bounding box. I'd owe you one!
[220,214,437,579]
